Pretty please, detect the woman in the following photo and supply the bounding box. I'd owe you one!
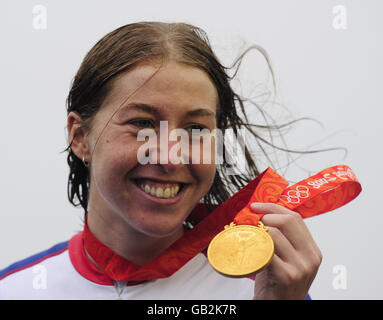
[0,22,322,299]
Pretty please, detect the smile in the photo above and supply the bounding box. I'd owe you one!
[138,179,181,198]
[132,178,186,199]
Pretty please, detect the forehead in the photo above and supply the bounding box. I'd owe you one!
[101,62,219,116]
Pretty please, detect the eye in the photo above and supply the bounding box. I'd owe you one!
[128,118,155,128]
[185,124,207,132]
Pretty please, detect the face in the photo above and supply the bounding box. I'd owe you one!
[77,62,218,238]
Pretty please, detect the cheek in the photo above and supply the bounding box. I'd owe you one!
[191,133,217,165]
[91,134,140,186]
[192,163,216,192]
[189,135,217,192]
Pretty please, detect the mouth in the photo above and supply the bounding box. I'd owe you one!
[130,178,189,204]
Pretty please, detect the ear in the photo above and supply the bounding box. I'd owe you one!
[67,111,91,162]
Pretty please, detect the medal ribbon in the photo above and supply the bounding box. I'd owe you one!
[83,165,361,282]
[233,164,361,226]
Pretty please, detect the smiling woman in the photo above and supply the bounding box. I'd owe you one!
[66,22,255,213]
[0,21,322,300]
[70,61,219,260]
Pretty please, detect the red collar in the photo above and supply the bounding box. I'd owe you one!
[69,165,361,284]
[68,232,114,285]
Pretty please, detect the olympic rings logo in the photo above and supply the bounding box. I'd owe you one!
[279,185,310,204]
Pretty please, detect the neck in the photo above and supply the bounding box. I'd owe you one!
[85,210,184,267]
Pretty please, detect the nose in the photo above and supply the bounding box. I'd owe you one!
[137,125,189,170]
[157,125,190,172]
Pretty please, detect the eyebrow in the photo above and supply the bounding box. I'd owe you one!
[119,103,216,118]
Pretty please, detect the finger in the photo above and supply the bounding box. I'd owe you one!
[263,214,307,248]
[250,202,294,215]
[259,253,298,290]
[251,203,314,249]
[265,213,322,267]
[267,226,299,263]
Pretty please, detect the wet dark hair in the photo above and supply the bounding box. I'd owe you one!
[64,21,340,214]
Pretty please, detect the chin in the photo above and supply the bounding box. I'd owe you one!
[118,195,192,236]
[123,209,184,239]
[137,222,184,239]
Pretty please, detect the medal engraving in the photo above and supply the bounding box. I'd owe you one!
[207,222,274,278]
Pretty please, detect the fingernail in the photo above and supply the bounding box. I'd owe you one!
[250,202,262,208]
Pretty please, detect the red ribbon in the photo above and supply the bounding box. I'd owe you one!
[83,165,361,282]
[233,164,361,226]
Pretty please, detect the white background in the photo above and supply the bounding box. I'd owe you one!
[0,0,381,299]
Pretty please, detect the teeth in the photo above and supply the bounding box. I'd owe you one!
[156,187,164,198]
[139,182,182,199]
[164,188,171,198]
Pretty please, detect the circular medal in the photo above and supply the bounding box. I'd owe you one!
[207,222,274,278]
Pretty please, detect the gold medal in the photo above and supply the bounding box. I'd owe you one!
[207,221,274,278]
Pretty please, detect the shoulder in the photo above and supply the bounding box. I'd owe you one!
[0,241,69,281]
[0,240,69,299]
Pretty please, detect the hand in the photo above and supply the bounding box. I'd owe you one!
[250,202,322,300]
